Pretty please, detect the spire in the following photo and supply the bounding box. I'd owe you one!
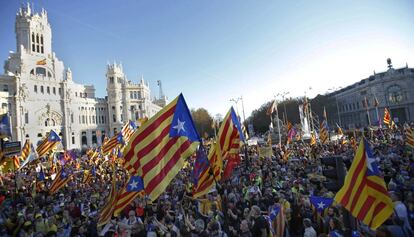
[140,75,144,84]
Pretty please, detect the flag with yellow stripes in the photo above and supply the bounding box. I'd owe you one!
[98,166,118,226]
[49,168,71,195]
[113,175,145,217]
[122,94,200,201]
[192,107,244,198]
[19,139,31,162]
[405,127,414,149]
[383,108,391,127]
[36,130,61,158]
[334,138,393,229]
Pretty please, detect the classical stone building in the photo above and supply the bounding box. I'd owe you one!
[329,59,414,129]
[0,4,166,149]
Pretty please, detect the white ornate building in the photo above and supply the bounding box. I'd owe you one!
[0,4,166,149]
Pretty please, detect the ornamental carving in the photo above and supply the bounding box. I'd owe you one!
[37,104,63,126]
[19,83,29,101]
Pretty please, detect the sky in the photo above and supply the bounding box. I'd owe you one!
[1,0,414,119]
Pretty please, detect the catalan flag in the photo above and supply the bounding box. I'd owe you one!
[334,138,394,229]
[19,139,31,162]
[136,116,148,127]
[113,175,144,217]
[282,149,291,161]
[19,144,37,170]
[310,132,317,146]
[102,133,123,155]
[405,127,414,149]
[98,166,118,226]
[83,170,93,184]
[192,107,244,198]
[319,120,329,144]
[36,130,61,158]
[192,145,210,187]
[49,168,71,195]
[383,108,391,127]
[268,204,285,237]
[122,94,200,201]
[121,120,137,143]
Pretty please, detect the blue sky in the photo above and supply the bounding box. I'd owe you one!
[1,0,414,119]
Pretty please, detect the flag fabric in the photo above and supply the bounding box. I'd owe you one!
[241,124,249,140]
[192,107,244,198]
[383,108,391,126]
[287,126,297,143]
[38,167,45,181]
[19,139,31,162]
[136,116,148,127]
[282,150,291,161]
[122,94,200,201]
[309,196,334,213]
[121,120,137,143]
[83,170,93,184]
[36,130,61,158]
[319,120,329,144]
[0,113,12,138]
[36,58,46,65]
[337,124,343,136]
[334,138,394,229]
[102,133,123,155]
[192,145,210,187]
[267,100,277,116]
[303,97,309,114]
[19,144,37,170]
[268,205,285,237]
[98,167,118,226]
[405,127,414,149]
[0,156,20,173]
[113,175,144,217]
[222,154,240,180]
[310,132,317,146]
[49,168,71,195]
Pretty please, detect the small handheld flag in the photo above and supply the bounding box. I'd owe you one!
[309,196,333,213]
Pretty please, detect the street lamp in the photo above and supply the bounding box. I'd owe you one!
[230,97,241,119]
[276,91,289,123]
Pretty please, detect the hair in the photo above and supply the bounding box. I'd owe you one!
[303,218,312,228]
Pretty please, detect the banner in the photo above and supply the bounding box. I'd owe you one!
[258,146,273,158]
[299,105,311,139]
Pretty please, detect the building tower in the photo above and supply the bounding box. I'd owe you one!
[106,62,125,136]
[15,3,52,56]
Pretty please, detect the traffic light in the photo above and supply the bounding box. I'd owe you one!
[321,155,346,192]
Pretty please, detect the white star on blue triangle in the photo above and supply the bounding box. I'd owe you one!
[364,139,380,176]
[126,176,144,192]
[169,94,200,142]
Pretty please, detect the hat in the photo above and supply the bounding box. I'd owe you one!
[35,213,42,219]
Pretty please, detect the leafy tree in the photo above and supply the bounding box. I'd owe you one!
[191,108,214,138]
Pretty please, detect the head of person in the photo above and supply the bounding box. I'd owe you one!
[128,210,135,221]
[208,221,220,236]
[240,219,249,232]
[194,219,205,232]
[303,218,312,229]
[249,205,261,219]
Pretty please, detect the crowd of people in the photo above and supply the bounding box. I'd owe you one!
[0,124,413,237]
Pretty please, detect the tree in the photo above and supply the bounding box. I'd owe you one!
[191,108,214,139]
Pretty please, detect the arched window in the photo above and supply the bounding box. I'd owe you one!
[35,67,46,76]
[36,34,39,43]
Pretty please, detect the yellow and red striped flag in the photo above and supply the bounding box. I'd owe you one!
[98,167,118,226]
[310,132,317,146]
[36,130,61,158]
[192,107,244,198]
[121,120,137,144]
[319,120,329,144]
[282,149,291,161]
[113,175,145,217]
[102,133,123,155]
[383,108,391,127]
[49,168,71,195]
[122,94,200,201]
[405,127,414,149]
[19,139,31,162]
[334,138,394,229]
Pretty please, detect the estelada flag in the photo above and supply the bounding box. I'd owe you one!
[334,138,393,229]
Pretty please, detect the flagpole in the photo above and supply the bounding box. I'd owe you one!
[275,102,281,146]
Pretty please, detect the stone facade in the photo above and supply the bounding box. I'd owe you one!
[330,59,414,129]
[0,4,166,149]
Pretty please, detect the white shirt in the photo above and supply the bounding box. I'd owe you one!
[303,227,317,237]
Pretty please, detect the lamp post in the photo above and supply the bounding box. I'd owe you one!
[276,92,289,124]
[229,97,241,120]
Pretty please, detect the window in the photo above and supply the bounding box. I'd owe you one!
[40,86,44,93]
[47,86,50,94]
[35,67,46,76]
[134,91,138,99]
[113,114,116,122]
[85,93,87,97]
[25,112,29,124]
[53,87,56,94]
[89,116,91,124]
[82,115,85,124]
[41,46,44,54]
[34,85,37,92]
[81,132,87,146]
[75,92,78,97]
[58,88,62,95]
[37,45,39,52]
[130,91,133,99]
[117,77,122,83]
[110,77,114,83]
[137,91,141,99]
[79,115,81,123]
[102,116,105,124]
[3,85,8,92]
[36,34,39,43]
[71,114,74,123]
[32,44,35,52]
[40,35,43,44]
[72,136,75,145]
